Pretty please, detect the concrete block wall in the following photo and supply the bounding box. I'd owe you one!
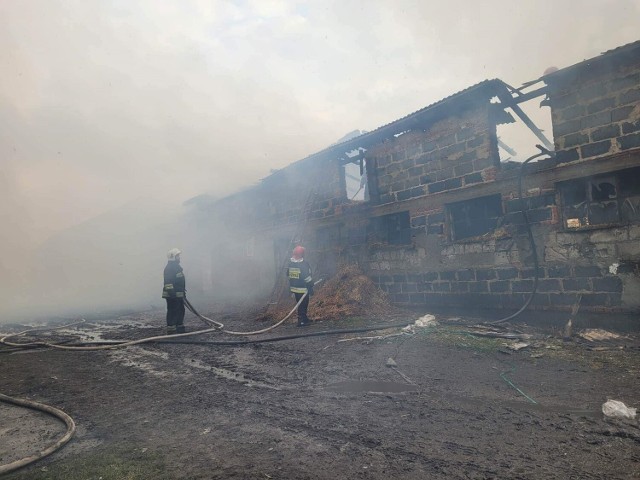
[202,45,640,316]
[367,104,497,205]
[371,264,626,312]
[548,59,640,164]
[364,185,640,313]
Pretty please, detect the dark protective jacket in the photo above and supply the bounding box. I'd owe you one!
[162,261,185,298]
[287,258,313,294]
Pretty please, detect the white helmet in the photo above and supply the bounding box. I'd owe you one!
[167,248,182,261]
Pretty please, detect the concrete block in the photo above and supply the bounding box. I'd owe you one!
[442,245,456,256]
[593,243,617,259]
[628,225,640,240]
[544,246,565,262]
[619,132,640,150]
[574,265,603,277]
[580,139,612,158]
[617,241,640,260]
[621,273,640,307]
[589,227,629,243]
[409,256,422,268]
[581,110,612,130]
[493,251,511,265]
[464,243,483,254]
[482,242,495,253]
[556,231,587,245]
[592,276,623,293]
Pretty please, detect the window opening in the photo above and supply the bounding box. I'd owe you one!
[340,148,368,202]
[371,211,411,245]
[493,82,554,164]
[447,194,503,241]
[560,167,640,228]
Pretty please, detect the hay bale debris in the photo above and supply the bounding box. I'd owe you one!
[267,264,399,322]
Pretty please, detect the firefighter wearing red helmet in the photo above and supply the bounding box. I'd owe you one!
[287,245,313,327]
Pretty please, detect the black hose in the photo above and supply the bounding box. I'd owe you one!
[62,322,412,347]
[490,146,553,325]
[157,322,412,345]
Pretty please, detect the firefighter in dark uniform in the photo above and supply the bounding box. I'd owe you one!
[162,248,186,334]
[287,246,313,327]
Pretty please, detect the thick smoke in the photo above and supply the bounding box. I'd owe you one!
[1,0,639,321]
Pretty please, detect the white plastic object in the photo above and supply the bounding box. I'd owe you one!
[414,314,437,327]
[602,400,637,419]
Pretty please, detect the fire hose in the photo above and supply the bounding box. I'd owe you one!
[0,280,323,352]
[0,393,76,476]
[0,282,414,476]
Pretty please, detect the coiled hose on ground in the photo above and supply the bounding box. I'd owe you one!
[0,393,76,476]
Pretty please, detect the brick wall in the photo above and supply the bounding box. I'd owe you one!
[367,104,497,205]
[548,58,640,164]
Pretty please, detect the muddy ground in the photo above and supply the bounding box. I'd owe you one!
[1,309,639,479]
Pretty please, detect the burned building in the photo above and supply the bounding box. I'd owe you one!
[191,41,640,317]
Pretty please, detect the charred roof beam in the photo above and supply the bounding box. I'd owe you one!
[496,87,554,152]
[509,85,548,104]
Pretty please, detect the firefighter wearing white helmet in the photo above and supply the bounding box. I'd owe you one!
[162,248,186,334]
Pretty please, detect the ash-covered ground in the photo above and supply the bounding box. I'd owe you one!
[1,310,639,479]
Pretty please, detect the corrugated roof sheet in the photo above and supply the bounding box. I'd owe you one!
[280,78,510,170]
[601,39,640,56]
[544,39,640,80]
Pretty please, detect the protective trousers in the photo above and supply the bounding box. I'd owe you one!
[293,292,310,326]
[166,297,185,334]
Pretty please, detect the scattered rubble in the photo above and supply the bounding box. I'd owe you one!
[506,342,530,351]
[579,329,623,342]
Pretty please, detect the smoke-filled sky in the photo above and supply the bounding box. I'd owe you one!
[2,0,640,247]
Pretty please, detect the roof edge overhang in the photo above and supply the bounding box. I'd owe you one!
[543,40,640,88]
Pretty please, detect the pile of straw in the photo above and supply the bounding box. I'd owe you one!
[266,264,397,322]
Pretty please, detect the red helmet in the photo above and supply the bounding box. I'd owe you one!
[292,246,305,259]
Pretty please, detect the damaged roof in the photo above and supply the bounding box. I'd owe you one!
[544,39,640,83]
[288,78,511,168]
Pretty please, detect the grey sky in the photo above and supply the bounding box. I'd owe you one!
[2,0,640,249]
